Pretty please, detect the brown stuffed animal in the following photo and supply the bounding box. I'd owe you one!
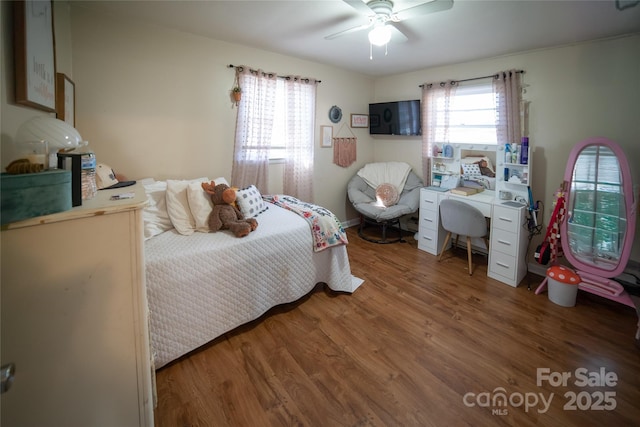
[475,160,496,177]
[201,181,258,237]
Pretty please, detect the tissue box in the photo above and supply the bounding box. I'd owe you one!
[1,170,72,225]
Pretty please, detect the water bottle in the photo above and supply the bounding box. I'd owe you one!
[81,151,97,200]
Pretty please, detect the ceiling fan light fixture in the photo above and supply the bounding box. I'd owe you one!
[368,25,392,46]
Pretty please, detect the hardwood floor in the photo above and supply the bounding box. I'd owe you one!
[154,227,640,427]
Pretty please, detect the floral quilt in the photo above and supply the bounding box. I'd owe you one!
[263,195,348,252]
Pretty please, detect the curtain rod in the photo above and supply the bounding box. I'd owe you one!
[228,64,321,83]
[418,70,524,88]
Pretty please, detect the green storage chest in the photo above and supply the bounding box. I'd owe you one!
[1,169,72,225]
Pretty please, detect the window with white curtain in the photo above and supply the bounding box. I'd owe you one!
[434,82,498,145]
[232,67,316,200]
[269,79,287,160]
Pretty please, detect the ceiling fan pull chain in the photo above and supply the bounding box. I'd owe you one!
[369,43,373,60]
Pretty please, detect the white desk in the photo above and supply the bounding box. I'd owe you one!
[418,187,529,287]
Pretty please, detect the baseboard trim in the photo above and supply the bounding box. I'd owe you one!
[528,262,547,278]
[343,218,360,229]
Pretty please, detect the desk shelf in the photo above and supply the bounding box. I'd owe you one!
[497,145,532,201]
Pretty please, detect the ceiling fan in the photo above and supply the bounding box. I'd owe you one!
[325,0,454,47]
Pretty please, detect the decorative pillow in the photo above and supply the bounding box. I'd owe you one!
[236,185,269,218]
[375,183,400,207]
[165,177,209,236]
[187,177,229,232]
[462,156,495,174]
[462,163,482,179]
[141,178,174,240]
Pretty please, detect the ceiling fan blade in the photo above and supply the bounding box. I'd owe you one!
[325,20,374,40]
[343,0,375,15]
[393,0,454,21]
[388,22,409,43]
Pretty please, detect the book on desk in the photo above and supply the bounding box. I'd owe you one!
[450,186,483,196]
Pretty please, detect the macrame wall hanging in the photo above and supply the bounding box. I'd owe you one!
[332,122,357,168]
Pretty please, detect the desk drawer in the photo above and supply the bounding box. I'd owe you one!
[418,229,438,253]
[489,251,517,282]
[491,228,519,256]
[447,195,492,217]
[420,197,438,213]
[420,209,438,231]
[492,206,521,233]
[421,188,439,204]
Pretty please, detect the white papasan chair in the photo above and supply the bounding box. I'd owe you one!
[347,162,423,243]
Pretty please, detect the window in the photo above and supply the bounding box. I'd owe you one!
[433,82,498,145]
[269,79,287,160]
[232,68,316,200]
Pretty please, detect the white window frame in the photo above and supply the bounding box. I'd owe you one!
[434,81,498,145]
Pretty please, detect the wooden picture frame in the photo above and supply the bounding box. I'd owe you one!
[56,73,75,126]
[14,0,57,112]
[320,126,333,148]
[350,114,369,128]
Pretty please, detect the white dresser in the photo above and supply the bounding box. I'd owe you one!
[417,188,447,255]
[1,183,154,427]
[418,187,529,287]
[487,203,529,286]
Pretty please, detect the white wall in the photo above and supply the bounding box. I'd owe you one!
[373,34,640,262]
[67,5,375,222]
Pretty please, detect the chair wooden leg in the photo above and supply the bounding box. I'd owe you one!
[466,236,473,275]
[439,232,452,261]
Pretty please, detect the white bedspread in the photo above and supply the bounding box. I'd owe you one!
[145,204,359,368]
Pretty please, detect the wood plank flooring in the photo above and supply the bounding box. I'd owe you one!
[154,227,640,427]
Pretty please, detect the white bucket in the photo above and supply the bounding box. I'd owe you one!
[548,278,578,307]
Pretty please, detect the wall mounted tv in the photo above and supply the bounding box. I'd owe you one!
[369,100,421,136]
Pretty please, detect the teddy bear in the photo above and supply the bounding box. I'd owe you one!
[201,181,258,237]
[475,159,495,177]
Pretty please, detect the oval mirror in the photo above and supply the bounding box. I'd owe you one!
[560,137,636,278]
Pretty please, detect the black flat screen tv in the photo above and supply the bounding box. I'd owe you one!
[369,100,421,136]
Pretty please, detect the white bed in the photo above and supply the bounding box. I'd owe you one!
[145,203,359,369]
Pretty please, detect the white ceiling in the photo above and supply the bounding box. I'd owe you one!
[72,0,640,77]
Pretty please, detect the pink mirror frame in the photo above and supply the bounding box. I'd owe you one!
[560,136,636,278]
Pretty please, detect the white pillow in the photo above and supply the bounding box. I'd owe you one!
[236,185,269,218]
[141,179,174,240]
[462,163,482,179]
[187,177,229,232]
[165,177,209,236]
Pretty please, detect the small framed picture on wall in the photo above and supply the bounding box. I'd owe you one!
[320,125,333,148]
[350,114,369,128]
[14,0,56,112]
[56,73,75,126]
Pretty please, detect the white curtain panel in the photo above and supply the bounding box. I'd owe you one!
[493,70,523,146]
[421,81,457,186]
[231,67,277,192]
[283,77,317,202]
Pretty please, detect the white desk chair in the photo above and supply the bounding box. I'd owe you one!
[438,199,489,275]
